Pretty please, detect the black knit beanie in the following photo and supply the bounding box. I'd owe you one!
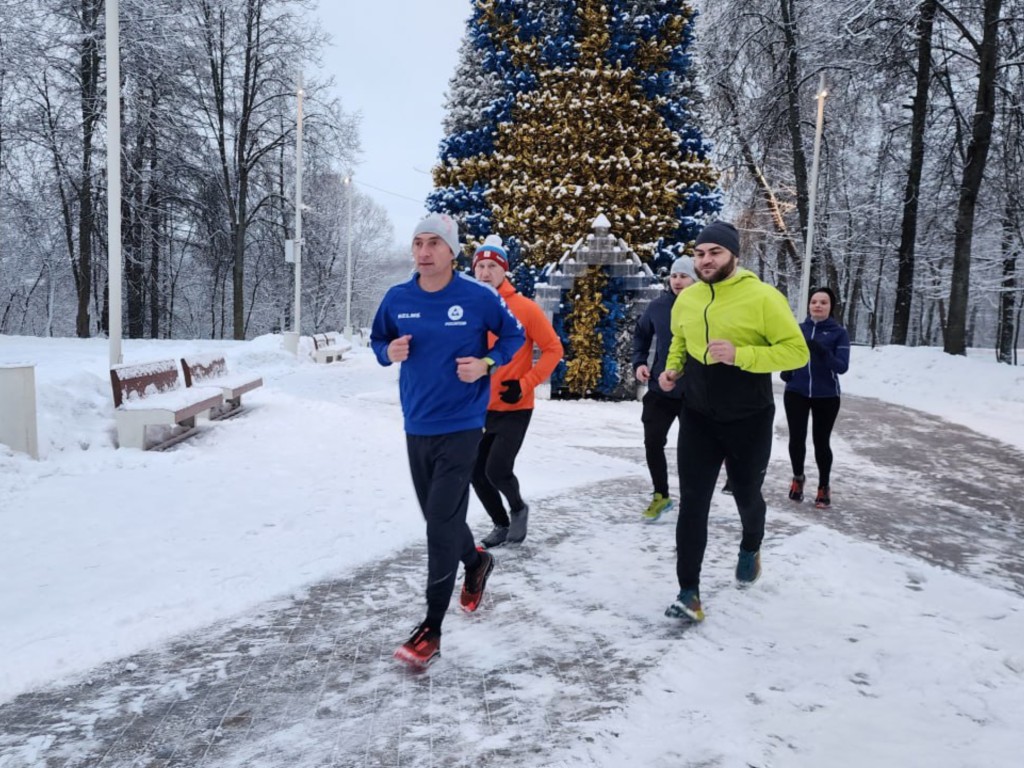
[694,221,740,256]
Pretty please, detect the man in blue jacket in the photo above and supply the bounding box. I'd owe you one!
[371,213,525,668]
[632,256,696,521]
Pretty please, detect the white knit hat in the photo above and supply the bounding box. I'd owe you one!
[670,255,697,281]
[412,213,461,259]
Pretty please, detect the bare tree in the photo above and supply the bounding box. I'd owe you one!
[891,0,938,344]
[943,0,1004,354]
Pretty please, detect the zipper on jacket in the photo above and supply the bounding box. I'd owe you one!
[807,323,815,397]
[702,284,715,364]
[703,284,715,416]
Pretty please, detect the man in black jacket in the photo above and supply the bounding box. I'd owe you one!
[632,256,696,521]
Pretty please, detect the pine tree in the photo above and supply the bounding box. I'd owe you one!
[431,0,720,270]
[431,0,720,399]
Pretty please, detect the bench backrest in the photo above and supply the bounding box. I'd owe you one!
[110,359,181,408]
[181,355,227,387]
[313,332,339,350]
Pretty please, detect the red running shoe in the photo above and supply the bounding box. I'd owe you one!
[815,486,831,509]
[394,621,440,668]
[788,474,805,502]
[459,548,495,613]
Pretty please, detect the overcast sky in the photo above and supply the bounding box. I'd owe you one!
[315,2,469,249]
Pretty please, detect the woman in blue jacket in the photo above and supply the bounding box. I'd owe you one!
[781,287,851,509]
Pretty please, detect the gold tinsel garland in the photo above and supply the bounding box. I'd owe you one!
[563,266,608,395]
[435,1,717,269]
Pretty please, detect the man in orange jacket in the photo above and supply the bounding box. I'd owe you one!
[471,235,564,547]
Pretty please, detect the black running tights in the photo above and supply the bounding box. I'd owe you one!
[783,391,841,487]
[675,406,774,591]
[406,429,483,629]
[641,391,684,497]
[471,409,533,527]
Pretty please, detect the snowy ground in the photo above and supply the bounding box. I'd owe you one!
[1,334,1023,766]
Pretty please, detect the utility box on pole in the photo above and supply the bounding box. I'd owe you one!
[0,363,40,459]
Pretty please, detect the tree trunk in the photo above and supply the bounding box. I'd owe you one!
[891,0,937,345]
[847,259,864,340]
[126,141,145,338]
[147,160,162,339]
[76,0,102,338]
[944,0,1003,354]
[778,0,810,240]
[233,171,248,339]
[718,81,802,279]
[996,206,1017,363]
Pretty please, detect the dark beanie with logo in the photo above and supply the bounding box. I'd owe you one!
[694,221,741,256]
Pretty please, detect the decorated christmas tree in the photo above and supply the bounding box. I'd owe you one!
[430,0,720,398]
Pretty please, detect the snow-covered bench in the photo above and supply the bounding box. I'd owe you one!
[311,332,351,364]
[181,354,263,419]
[109,359,223,450]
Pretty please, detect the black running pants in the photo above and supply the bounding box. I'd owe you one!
[471,409,533,526]
[675,406,775,591]
[783,392,841,487]
[641,391,684,497]
[406,429,483,628]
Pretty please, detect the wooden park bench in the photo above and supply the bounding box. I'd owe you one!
[109,359,224,450]
[311,332,351,364]
[181,354,263,419]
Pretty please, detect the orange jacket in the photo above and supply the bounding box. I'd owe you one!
[488,280,564,411]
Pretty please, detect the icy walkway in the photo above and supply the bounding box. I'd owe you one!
[1,393,1023,767]
[0,473,696,768]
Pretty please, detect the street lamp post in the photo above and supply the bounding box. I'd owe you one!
[798,73,828,321]
[343,174,354,341]
[106,0,122,366]
[293,77,304,339]
[282,76,304,355]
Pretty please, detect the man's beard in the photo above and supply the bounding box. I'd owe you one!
[699,255,737,284]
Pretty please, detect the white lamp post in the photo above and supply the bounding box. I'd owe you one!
[106,0,122,365]
[343,173,353,341]
[283,76,304,355]
[797,73,828,320]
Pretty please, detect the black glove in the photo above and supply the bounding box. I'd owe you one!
[780,370,793,382]
[807,338,825,355]
[499,379,523,404]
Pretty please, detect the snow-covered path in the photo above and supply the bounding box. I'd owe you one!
[2,384,1023,768]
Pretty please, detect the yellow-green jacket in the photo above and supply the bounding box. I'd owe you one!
[665,268,808,421]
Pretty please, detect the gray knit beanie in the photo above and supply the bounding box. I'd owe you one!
[412,213,461,259]
[670,255,697,281]
[694,221,740,256]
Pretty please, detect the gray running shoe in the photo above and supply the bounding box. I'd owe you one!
[507,504,529,543]
[481,525,509,549]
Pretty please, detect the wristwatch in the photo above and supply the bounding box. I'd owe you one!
[482,356,496,375]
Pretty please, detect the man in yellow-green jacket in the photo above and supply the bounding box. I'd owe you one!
[657,221,808,623]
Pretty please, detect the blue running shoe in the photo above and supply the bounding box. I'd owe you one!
[736,547,761,584]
